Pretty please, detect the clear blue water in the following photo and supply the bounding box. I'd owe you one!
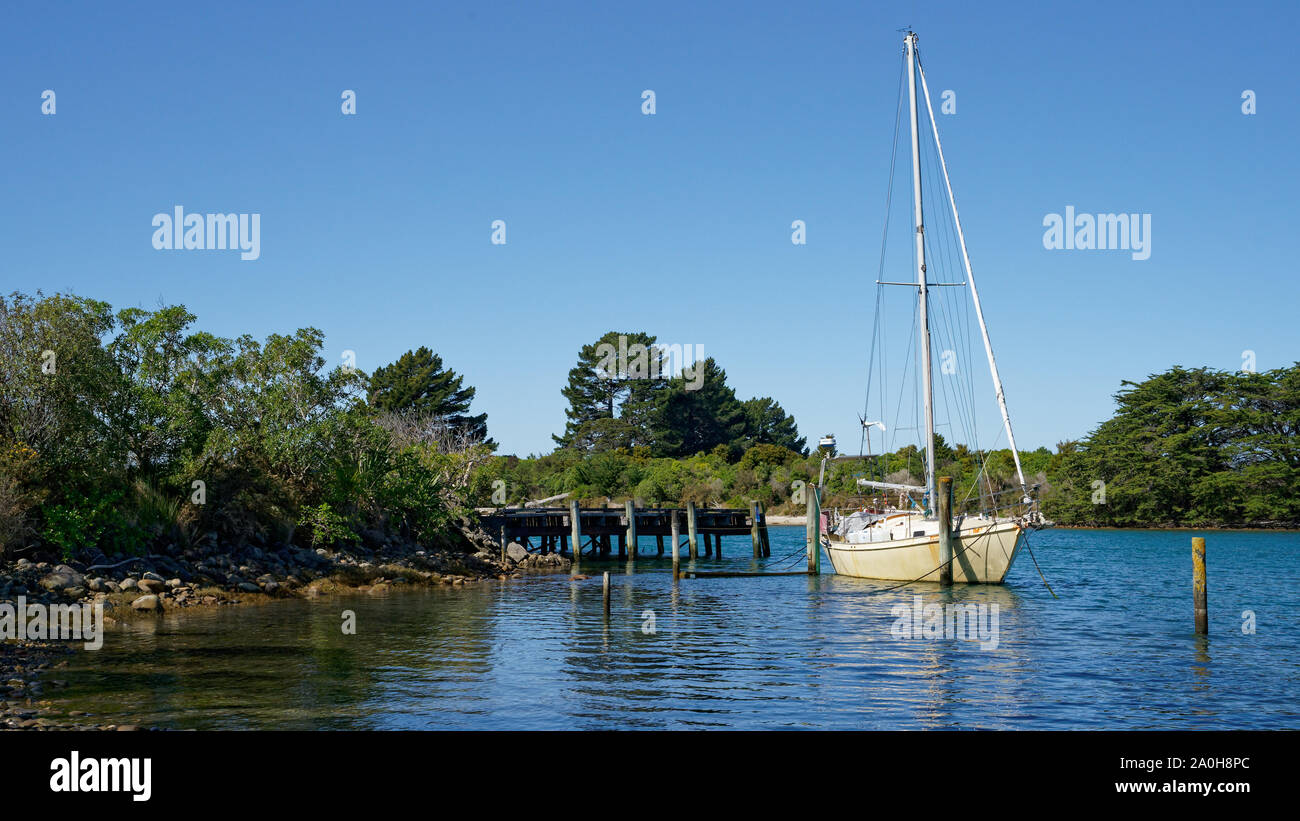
[48,527,1300,729]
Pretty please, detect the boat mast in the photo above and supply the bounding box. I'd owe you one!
[915,58,1029,496]
[905,31,938,514]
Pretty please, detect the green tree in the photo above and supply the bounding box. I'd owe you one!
[107,304,226,482]
[740,397,806,453]
[0,292,121,482]
[568,416,638,453]
[367,347,488,443]
[649,358,747,459]
[553,331,665,449]
[1042,365,1300,526]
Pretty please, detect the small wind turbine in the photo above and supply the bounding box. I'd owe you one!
[860,417,886,457]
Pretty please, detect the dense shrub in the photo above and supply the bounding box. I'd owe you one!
[0,291,489,561]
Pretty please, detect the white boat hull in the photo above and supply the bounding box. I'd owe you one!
[825,519,1025,584]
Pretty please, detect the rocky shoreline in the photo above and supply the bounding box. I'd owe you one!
[1,526,573,731]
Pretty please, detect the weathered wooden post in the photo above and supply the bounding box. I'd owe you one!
[806,489,815,572]
[937,476,953,586]
[714,530,722,558]
[602,571,611,617]
[814,488,822,573]
[671,509,680,581]
[500,523,507,563]
[1193,536,1208,634]
[686,500,698,560]
[570,500,582,569]
[751,501,762,558]
[625,499,637,560]
[806,487,822,574]
[656,534,664,555]
[758,501,771,557]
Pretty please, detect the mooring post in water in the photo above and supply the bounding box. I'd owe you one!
[625,499,637,560]
[602,571,611,617]
[686,501,698,560]
[671,509,680,581]
[750,501,762,558]
[937,476,953,586]
[1193,536,1208,634]
[500,524,507,563]
[758,501,771,557]
[806,487,821,574]
[570,500,582,568]
[814,488,821,573]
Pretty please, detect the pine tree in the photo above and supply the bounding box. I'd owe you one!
[740,397,806,454]
[554,331,665,449]
[648,358,747,458]
[367,347,488,442]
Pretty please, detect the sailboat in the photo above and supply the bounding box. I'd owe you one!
[824,31,1042,584]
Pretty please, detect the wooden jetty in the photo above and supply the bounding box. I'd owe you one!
[480,502,772,561]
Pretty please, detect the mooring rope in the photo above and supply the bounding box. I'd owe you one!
[769,544,811,570]
[1020,529,1058,599]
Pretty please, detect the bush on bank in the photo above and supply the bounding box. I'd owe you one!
[0,291,490,565]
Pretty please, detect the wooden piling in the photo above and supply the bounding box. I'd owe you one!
[1193,536,1208,634]
[758,501,771,558]
[806,491,814,572]
[625,499,637,560]
[751,501,762,558]
[937,476,953,586]
[671,510,680,581]
[806,487,821,574]
[500,524,507,563]
[602,571,610,617]
[656,534,664,555]
[570,500,582,568]
[686,501,698,560]
[617,532,626,559]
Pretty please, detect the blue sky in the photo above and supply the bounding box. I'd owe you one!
[4,0,1298,457]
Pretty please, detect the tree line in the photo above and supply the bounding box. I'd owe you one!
[1043,365,1300,527]
[552,330,805,458]
[3,290,1294,568]
[497,347,1300,529]
[0,291,491,561]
